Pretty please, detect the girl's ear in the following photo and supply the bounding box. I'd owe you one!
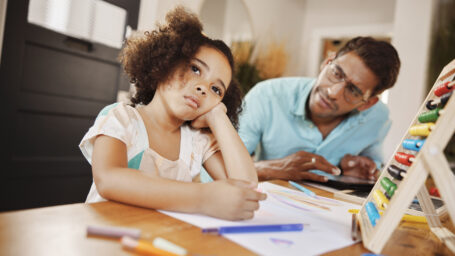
[356,96,379,111]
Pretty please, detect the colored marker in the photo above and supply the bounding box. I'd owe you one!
[288,181,316,197]
[348,209,427,223]
[202,223,304,234]
[153,237,187,256]
[87,225,141,239]
[122,236,179,256]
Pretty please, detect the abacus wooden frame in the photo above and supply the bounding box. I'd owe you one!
[357,59,455,253]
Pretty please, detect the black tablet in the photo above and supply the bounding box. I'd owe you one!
[323,175,376,191]
[309,170,375,191]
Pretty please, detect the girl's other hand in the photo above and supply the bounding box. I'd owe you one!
[200,179,267,220]
[191,103,227,129]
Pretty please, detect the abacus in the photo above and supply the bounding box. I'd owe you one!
[357,59,455,253]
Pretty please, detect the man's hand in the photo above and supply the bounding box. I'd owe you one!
[255,151,341,182]
[340,154,378,180]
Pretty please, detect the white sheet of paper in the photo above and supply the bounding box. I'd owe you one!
[160,182,360,256]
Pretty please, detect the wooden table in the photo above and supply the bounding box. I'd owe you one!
[0,180,453,256]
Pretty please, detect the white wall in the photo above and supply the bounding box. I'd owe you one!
[383,0,435,161]
[199,0,226,40]
[138,0,202,31]
[300,0,396,77]
[138,0,159,31]
[138,0,306,76]
[242,0,305,76]
[0,0,7,64]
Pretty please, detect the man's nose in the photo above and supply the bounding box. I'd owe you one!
[327,82,345,98]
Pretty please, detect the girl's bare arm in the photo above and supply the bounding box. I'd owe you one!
[202,104,258,183]
[91,135,264,220]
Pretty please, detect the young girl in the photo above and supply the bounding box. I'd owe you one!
[79,6,266,220]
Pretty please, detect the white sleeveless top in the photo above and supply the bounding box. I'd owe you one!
[79,102,219,203]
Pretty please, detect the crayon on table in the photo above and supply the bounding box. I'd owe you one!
[122,236,180,256]
[153,237,187,256]
[288,181,316,197]
[87,225,141,239]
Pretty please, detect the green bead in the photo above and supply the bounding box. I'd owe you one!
[418,107,441,123]
[388,183,397,197]
[381,177,393,191]
[381,177,397,198]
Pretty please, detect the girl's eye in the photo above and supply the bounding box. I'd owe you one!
[211,85,222,96]
[191,65,200,75]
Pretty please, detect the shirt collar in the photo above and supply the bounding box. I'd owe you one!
[291,79,315,116]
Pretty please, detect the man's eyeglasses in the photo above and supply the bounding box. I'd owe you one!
[324,61,368,104]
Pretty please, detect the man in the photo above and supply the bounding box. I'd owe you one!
[238,37,400,182]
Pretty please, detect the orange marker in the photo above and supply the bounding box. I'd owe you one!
[122,236,180,256]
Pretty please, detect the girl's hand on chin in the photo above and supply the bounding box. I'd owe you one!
[191,103,227,129]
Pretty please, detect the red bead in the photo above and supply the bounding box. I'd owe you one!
[429,187,440,197]
[394,152,414,166]
[434,81,454,97]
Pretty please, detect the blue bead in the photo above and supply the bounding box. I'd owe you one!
[365,202,381,227]
[402,139,426,151]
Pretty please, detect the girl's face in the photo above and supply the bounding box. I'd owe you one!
[157,45,232,121]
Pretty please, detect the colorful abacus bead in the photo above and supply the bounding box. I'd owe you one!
[394,152,415,166]
[373,189,389,210]
[402,139,425,151]
[434,80,455,97]
[387,164,407,180]
[418,108,442,123]
[365,201,381,227]
[429,187,440,197]
[409,123,435,136]
[426,91,452,110]
[380,177,397,197]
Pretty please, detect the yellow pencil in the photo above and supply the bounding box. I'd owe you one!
[348,209,427,223]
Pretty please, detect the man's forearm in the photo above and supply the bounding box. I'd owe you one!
[254,159,288,181]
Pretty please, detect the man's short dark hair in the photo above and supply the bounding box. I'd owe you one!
[335,37,401,96]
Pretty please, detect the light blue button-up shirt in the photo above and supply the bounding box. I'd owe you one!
[238,77,391,169]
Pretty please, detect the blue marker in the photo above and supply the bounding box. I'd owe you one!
[288,181,316,197]
[202,223,304,234]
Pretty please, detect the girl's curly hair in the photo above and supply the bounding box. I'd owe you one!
[119,6,243,128]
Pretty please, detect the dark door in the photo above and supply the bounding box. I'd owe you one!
[0,0,139,211]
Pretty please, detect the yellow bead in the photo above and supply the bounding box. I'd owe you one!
[409,123,435,136]
[373,189,389,210]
